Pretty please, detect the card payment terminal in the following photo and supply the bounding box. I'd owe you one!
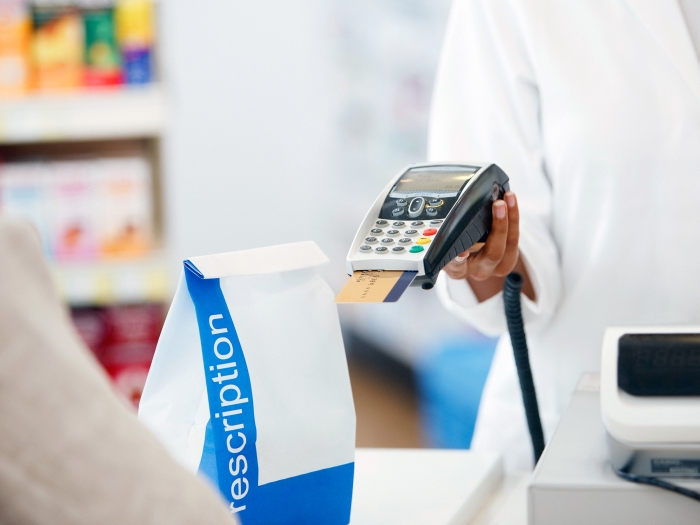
[343,163,510,292]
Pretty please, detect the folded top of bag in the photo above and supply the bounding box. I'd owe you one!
[184,241,329,279]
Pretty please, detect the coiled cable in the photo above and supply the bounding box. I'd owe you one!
[503,273,700,502]
[503,272,546,464]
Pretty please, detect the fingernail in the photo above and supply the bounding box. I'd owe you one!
[505,192,515,207]
[454,254,468,263]
[494,202,506,219]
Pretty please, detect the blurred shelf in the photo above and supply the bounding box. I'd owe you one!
[0,85,166,145]
[52,254,170,306]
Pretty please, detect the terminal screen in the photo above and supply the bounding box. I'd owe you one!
[618,333,700,396]
[394,168,476,194]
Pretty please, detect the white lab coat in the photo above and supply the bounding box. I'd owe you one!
[429,0,700,472]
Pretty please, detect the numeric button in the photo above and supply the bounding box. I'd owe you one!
[375,220,389,227]
[411,221,424,227]
[364,236,378,244]
[398,238,412,245]
[375,246,389,254]
[381,238,395,245]
[404,229,419,237]
[392,247,406,253]
[370,228,384,235]
[386,229,400,237]
[359,245,372,252]
[392,221,406,228]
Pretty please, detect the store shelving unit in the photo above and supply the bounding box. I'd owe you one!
[0,1,170,406]
[0,85,169,307]
[0,85,166,144]
[52,253,169,306]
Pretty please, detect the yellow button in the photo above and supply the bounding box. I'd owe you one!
[416,237,431,245]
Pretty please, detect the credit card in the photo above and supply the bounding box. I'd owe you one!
[335,270,417,303]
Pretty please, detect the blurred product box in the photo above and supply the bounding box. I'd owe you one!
[72,303,163,407]
[31,0,84,90]
[0,155,154,261]
[50,160,98,260]
[0,0,154,97]
[0,0,31,96]
[80,0,122,86]
[0,160,52,254]
[98,156,152,258]
[100,303,162,407]
[71,305,106,354]
[114,0,153,84]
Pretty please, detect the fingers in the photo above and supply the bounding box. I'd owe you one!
[494,192,520,276]
[443,251,470,280]
[468,200,508,280]
[440,191,521,284]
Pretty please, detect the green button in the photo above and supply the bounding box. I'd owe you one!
[410,246,424,253]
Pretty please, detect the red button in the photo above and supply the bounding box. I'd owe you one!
[423,228,437,236]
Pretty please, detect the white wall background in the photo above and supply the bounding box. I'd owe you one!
[158,0,480,364]
[160,0,340,263]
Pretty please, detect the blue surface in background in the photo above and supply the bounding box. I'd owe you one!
[417,336,498,449]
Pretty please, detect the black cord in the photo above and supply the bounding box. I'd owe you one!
[503,272,546,464]
[613,465,700,502]
[501,274,700,501]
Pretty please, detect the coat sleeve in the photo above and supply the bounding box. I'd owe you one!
[429,0,562,337]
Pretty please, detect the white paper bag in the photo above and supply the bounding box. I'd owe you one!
[139,241,356,524]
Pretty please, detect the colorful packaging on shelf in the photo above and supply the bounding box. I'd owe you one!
[31,0,84,90]
[71,303,163,408]
[0,161,52,255]
[114,0,152,84]
[0,156,154,261]
[48,160,98,260]
[100,303,162,407]
[97,156,153,258]
[80,0,122,86]
[71,306,107,357]
[139,242,356,524]
[0,0,31,97]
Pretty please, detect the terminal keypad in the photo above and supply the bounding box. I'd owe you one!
[358,218,440,256]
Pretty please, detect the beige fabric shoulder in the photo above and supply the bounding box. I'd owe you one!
[0,217,237,525]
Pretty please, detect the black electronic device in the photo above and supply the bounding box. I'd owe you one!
[345,163,510,289]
